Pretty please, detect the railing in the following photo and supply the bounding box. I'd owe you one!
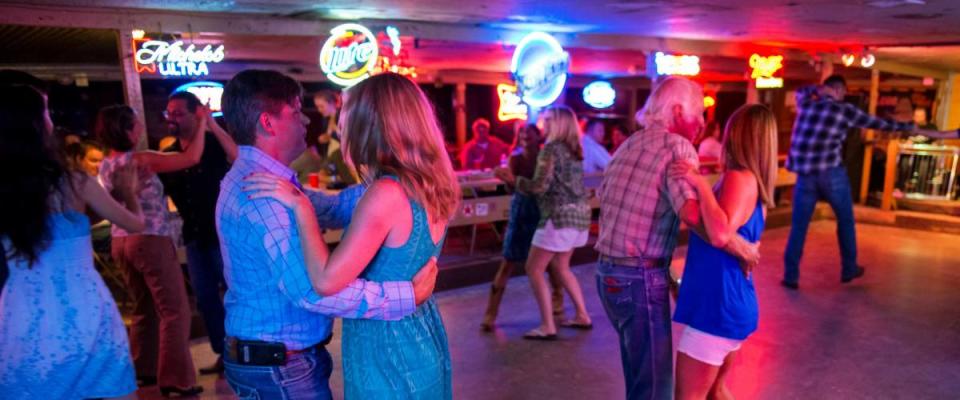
[895,144,960,201]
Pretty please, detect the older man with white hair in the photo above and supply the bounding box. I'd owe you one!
[595,76,760,400]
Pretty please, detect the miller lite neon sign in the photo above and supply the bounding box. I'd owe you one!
[749,54,784,89]
[320,24,379,87]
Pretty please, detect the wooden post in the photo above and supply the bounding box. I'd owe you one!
[881,139,898,211]
[859,69,881,204]
[455,82,467,151]
[626,88,638,131]
[746,79,759,105]
[116,29,146,149]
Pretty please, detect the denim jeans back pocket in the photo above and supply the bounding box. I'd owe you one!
[278,352,318,386]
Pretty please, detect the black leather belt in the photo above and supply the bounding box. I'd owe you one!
[598,255,668,269]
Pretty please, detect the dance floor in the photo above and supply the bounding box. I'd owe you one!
[136,220,960,399]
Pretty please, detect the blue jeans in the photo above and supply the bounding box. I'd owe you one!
[224,347,333,400]
[596,261,673,400]
[784,166,859,283]
[185,241,227,354]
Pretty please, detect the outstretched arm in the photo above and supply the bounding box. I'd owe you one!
[915,128,960,140]
[134,114,207,173]
[207,114,238,162]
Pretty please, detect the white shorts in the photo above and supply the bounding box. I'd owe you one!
[677,326,743,367]
[530,220,588,253]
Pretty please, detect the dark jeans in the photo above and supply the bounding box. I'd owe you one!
[224,347,333,400]
[596,261,673,400]
[185,241,227,354]
[784,166,859,283]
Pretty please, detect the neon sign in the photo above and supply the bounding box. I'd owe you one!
[372,26,417,79]
[134,40,225,77]
[704,95,716,108]
[511,32,569,108]
[749,54,784,89]
[173,81,224,117]
[320,23,379,87]
[583,81,616,109]
[654,52,700,76]
[497,84,528,122]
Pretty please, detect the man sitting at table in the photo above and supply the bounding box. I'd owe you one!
[461,118,510,170]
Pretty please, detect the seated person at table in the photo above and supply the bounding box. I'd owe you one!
[461,118,509,170]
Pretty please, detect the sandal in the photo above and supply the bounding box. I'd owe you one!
[560,321,593,330]
[523,328,558,341]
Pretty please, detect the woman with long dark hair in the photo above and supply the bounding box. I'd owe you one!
[96,104,206,396]
[0,84,145,399]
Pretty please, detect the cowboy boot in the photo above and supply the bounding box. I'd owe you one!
[548,269,566,321]
[481,285,506,332]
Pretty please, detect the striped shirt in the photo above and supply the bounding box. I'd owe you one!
[595,127,698,259]
[216,146,415,350]
[787,85,914,174]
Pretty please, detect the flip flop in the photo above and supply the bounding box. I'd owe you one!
[560,321,593,330]
[523,328,558,341]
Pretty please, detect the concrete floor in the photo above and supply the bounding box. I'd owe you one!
[138,221,960,399]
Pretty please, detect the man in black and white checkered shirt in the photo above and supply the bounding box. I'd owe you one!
[783,75,960,289]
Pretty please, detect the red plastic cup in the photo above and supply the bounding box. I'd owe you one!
[308,173,319,189]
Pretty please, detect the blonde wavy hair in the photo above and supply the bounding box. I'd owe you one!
[723,104,779,208]
[339,73,461,222]
[540,105,583,160]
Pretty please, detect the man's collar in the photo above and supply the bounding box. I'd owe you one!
[238,146,296,180]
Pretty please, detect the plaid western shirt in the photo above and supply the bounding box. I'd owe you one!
[517,140,591,231]
[786,85,915,174]
[595,127,698,259]
[216,146,415,350]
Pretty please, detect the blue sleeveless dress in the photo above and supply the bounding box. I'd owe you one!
[673,201,765,340]
[341,182,452,399]
[0,212,136,399]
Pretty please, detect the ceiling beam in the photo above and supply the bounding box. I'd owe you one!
[0,3,823,61]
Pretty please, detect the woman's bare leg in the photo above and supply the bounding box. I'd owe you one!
[676,351,721,400]
[525,246,559,334]
[708,351,738,400]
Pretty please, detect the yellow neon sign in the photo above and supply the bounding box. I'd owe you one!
[497,84,528,122]
[749,54,784,89]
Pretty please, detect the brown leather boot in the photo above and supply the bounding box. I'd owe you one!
[548,270,566,321]
[481,285,506,332]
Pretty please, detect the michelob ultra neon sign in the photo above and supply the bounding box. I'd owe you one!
[320,24,379,87]
[749,54,784,89]
[134,39,225,77]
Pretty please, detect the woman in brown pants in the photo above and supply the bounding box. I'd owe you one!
[96,105,206,397]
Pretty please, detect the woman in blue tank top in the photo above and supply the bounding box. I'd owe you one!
[668,104,779,400]
[242,73,460,399]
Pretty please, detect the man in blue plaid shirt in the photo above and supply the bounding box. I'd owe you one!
[783,75,959,289]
